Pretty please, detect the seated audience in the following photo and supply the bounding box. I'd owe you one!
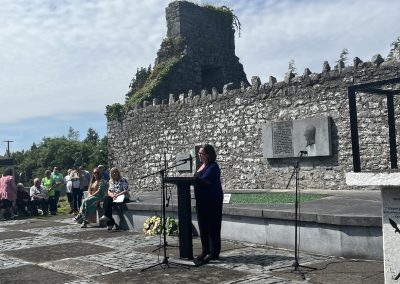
[30,178,49,216]
[16,183,32,216]
[100,167,130,230]
[75,167,107,228]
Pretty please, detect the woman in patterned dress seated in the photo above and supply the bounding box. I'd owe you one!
[99,167,130,230]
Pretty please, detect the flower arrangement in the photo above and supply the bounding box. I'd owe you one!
[143,216,178,236]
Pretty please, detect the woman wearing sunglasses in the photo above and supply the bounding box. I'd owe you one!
[75,167,107,228]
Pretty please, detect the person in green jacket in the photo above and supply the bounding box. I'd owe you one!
[42,170,56,215]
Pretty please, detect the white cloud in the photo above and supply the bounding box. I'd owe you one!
[232,0,400,80]
[0,0,168,124]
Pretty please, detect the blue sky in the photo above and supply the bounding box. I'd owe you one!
[1,0,399,153]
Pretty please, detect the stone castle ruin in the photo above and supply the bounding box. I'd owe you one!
[107,1,400,192]
[125,1,248,106]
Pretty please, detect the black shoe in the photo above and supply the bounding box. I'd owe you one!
[99,215,109,222]
[194,257,205,267]
[203,254,218,263]
[196,252,208,261]
[195,255,205,262]
[74,214,83,224]
[194,252,208,266]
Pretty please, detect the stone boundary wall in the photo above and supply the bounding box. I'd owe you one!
[108,55,400,193]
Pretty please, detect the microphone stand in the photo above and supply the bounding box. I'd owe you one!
[270,151,315,279]
[141,157,191,271]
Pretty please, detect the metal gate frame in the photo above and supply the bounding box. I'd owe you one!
[348,77,400,172]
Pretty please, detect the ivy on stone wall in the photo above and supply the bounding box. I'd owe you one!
[160,36,185,51]
[105,56,182,121]
[203,5,241,37]
[126,56,182,107]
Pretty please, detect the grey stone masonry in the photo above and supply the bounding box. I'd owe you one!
[150,1,248,102]
[108,52,400,193]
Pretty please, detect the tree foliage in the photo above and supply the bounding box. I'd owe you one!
[84,128,99,144]
[10,127,108,186]
[67,126,80,141]
[336,48,349,68]
[288,59,297,75]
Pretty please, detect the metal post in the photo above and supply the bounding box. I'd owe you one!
[386,94,398,169]
[3,140,13,157]
[348,87,361,172]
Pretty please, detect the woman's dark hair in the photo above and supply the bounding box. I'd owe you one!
[90,167,101,182]
[203,144,217,162]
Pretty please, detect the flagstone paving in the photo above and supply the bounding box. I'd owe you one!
[0,216,384,283]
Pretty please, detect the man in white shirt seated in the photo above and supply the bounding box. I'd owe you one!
[30,178,49,216]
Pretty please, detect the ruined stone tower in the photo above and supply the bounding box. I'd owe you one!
[133,1,248,104]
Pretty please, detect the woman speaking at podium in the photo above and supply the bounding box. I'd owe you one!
[194,144,223,264]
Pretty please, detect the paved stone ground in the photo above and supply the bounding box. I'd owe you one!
[0,216,384,284]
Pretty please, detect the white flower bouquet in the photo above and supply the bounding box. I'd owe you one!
[143,216,178,236]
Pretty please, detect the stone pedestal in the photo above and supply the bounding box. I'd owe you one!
[347,172,400,283]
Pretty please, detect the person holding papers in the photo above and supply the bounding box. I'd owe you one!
[99,167,130,230]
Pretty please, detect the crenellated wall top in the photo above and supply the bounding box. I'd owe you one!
[119,54,399,117]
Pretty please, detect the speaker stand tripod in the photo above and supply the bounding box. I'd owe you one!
[141,162,190,271]
[151,187,179,253]
[270,151,316,279]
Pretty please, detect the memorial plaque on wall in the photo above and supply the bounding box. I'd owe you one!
[262,116,332,158]
[272,121,294,158]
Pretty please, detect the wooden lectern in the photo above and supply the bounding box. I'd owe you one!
[164,176,197,260]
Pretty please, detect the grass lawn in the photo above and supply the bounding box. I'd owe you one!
[14,193,327,221]
[230,192,328,204]
[57,197,71,215]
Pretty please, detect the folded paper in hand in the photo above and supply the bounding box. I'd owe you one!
[114,195,125,203]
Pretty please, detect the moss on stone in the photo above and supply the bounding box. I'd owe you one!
[127,56,182,106]
[203,5,241,36]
